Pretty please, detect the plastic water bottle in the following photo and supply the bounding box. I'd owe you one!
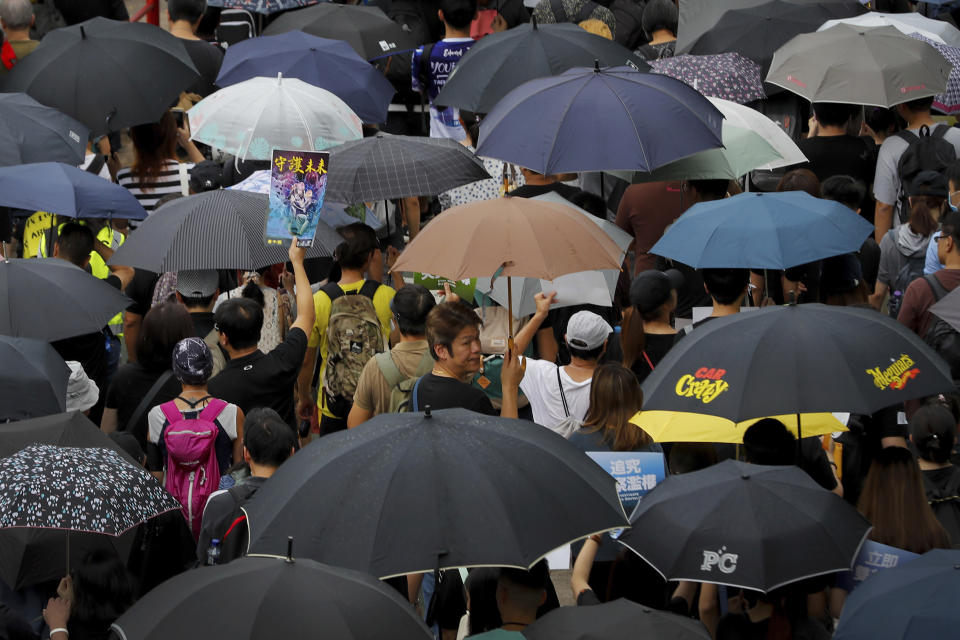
[206,539,221,566]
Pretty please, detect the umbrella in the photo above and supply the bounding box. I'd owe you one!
[215,32,396,123]
[325,133,490,203]
[908,34,960,115]
[262,4,417,60]
[523,598,710,640]
[0,337,69,421]
[244,409,628,577]
[632,304,954,443]
[930,285,960,332]
[820,11,960,48]
[681,0,867,68]
[650,53,766,105]
[0,162,147,220]
[188,75,363,161]
[433,20,649,113]
[476,65,724,175]
[0,93,89,167]
[0,258,132,342]
[0,411,137,462]
[206,0,321,15]
[2,18,199,133]
[834,549,960,640]
[649,191,872,269]
[107,190,342,272]
[617,460,872,592]
[112,554,432,640]
[766,24,951,108]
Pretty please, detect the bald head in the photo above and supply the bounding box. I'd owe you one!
[0,0,34,32]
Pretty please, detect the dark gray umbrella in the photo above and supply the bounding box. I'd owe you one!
[524,599,710,640]
[107,190,342,272]
[326,133,491,203]
[0,337,68,421]
[930,285,960,333]
[0,411,138,463]
[0,258,131,341]
[0,93,89,167]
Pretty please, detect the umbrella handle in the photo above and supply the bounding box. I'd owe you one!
[507,276,514,339]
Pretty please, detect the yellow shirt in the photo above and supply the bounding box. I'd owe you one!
[308,280,396,415]
[22,212,57,259]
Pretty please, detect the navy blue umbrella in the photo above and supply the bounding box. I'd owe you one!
[835,549,960,640]
[0,162,146,221]
[215,32,395,123]
[649,191,874,269]
[476,65,724,175]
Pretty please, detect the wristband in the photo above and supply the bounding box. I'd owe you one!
[50,628,69,638]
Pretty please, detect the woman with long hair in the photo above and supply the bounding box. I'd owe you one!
[568,364,657,453]
[911,404,960,546]
[621,270,681,384]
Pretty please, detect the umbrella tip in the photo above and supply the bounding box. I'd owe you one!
[286,536,294,563]
[277,72,283,85]
[80,26,86,39]
[741,473,751,480]
[594,59,600,73]
[532,14,537,29]
[424,405,432,419]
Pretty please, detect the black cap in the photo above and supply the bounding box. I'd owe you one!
[820,253,862,297]
[907,171,949,198]
[189,160,223,193]
[629,269,684,313]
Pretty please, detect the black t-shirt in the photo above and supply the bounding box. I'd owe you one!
[208,327,308,428]
[414,373,496,415]
[54,0,128,24]
[126,269,160,317]
[656,258,711,319]
[508,182,583,203]
[178,38,224,98]
[798,134,876,220]
[107,363,182,449]
[630,332,677,384]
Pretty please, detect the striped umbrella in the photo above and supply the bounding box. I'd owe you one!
[106,190,342,272]
[909,33,960,115]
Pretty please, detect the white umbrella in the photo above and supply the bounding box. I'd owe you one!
[707,97,806,170]
[187,74,363,161]
[819,12,960,48]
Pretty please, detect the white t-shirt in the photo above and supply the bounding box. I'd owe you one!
[79,153,111,180]
[519,359,592,432]
[147,400,240,444]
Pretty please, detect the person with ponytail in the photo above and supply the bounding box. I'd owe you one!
[621,269,682,384]
[911,403,960,546]
[214,264,291,355]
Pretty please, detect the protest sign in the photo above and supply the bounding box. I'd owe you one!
[266,149,330,247]
[835,539,917,592]
[586,451,666,513]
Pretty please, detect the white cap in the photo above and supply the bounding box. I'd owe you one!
[565,311,613,351]
[66,361,99,413]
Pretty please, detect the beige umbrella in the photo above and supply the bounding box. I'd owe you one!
[391,197,624,336]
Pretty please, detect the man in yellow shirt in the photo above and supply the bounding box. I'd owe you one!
[297,223,395,435]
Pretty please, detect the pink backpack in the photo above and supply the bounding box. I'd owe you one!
[160,398,227,539]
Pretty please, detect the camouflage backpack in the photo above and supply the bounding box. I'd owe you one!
[321,281,386,417]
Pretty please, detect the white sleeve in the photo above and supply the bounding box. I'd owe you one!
[147,405,167,444]
[518,358,549,399]
[218,403,240,440]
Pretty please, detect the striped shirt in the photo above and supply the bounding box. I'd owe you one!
[117,160,193,213]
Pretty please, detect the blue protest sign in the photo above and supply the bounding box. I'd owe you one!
[585,451,666,512]
[836,540,918,592]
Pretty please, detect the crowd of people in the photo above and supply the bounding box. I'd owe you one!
[2,0,960,638]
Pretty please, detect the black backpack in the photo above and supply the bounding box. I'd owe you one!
[895,125,957,224]
[923,465,960,548]
[608,0,648,50]
[922,274,960,378]
[886,229,926,318]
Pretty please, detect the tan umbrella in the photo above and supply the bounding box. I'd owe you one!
[392,197,624,335]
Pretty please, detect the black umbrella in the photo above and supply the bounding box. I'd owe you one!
[0,411,137,462]
[106,190,342,272]
[434,20,648,113]
[617,460,871,592]
[0,93,89,167]
[111,553,432,640]
[2,18,199,133]
[0,258,131,341]
[0,337,68,420]
[245,408,627,578]
[326,133,490,203]
[262,4,416,60]
[523,598,710,640]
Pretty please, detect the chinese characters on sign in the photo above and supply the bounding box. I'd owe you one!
[586,451,666,513]
[836,539,917,592]
[265,149,330,248]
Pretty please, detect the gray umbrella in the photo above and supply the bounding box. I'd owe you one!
[930,284,960,333]
[0,258,131,341]
[766,24,951,107]
[107,190,342,272]
[0,337,69,421]
[0,93,89,167]
[326,133,490,203]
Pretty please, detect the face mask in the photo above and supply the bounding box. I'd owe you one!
[950,191,960,212]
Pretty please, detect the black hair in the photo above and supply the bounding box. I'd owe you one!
[902,96,935,113]
[687,178,729,201]
[179,292,217,309]
[499,559,549,595]
[701,268,749,305]
[137,302,194,373]
[241,280,266,309]
[334,223,379,271]
[243,408,298,468]
[940,209,960,245]
[821,175,866,211]
[945,160,960,191]
[439,0,477,30]
[923,392,960,424]
[459,109,482,148]
[864,106,899,135]
[567,343,605,361]
[668,442,718,475]
[812,102,857,128]
[743,418,796,466]
[70,550,136,626]
[465,568,501,635]
[215,298,264,351]
[426,300,482,361]
[911,405,958,464]
[568,191,606,220]
[392,284,436,336]
[168,0,207,23]
[642,0,678,38]
[56,222,94,267]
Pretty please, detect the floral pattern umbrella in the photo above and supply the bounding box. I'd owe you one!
[650,53,766,104]
[206,0,320,15]
[909,34,960,115]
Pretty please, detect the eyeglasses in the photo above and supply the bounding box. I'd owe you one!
[936,234,951,243]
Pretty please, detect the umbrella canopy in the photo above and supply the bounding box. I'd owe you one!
[0,162,147,220]
[2,18,199,133]
[326,133,490,203]
[0,93,88,167]
[649,191,872,269]
[206,0,321,15]
[705,97,807,170]
[215,32,395,123]
[189,75,362,161]
[834,549,960,640]
[523,598,710,640]
[618,460,871,592]
[0,411,137,463]
[262,4,416,60]
[0,445,181,535]
[112,554,432,640]
[245,409,628,577]
[820,11,960,48]
[476,66,724,175]
[107,190,342,272]
[766,24,951,108]
[0,337,69,421]
[650,53,766,105]
[0,258,131,341]
[434,21,648,113]
[930,285,960,333]
[391,198,624,281]
[633,305,954,439]
[908,34,960,115]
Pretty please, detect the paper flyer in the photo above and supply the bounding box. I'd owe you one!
[413,273,477,302]
[266,149,330,247]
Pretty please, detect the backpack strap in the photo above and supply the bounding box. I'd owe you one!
[321,281,345,302]
[359,279,382,300]
[556,365,570,418]
[894,129,921,145]
[932,124,950,141]
[375,351,405,389]
[411,375,424,413]
[417,42,436,96]
[641,350,656,373]
[85,153,106,175]
[923,274,950,302]
[159,400,182,427]
[130,370,175,432]
[177,395,213,409]
[199,398,228,422]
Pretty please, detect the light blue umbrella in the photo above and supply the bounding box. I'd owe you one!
[0,162,146,220]
[650,191,874,269]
